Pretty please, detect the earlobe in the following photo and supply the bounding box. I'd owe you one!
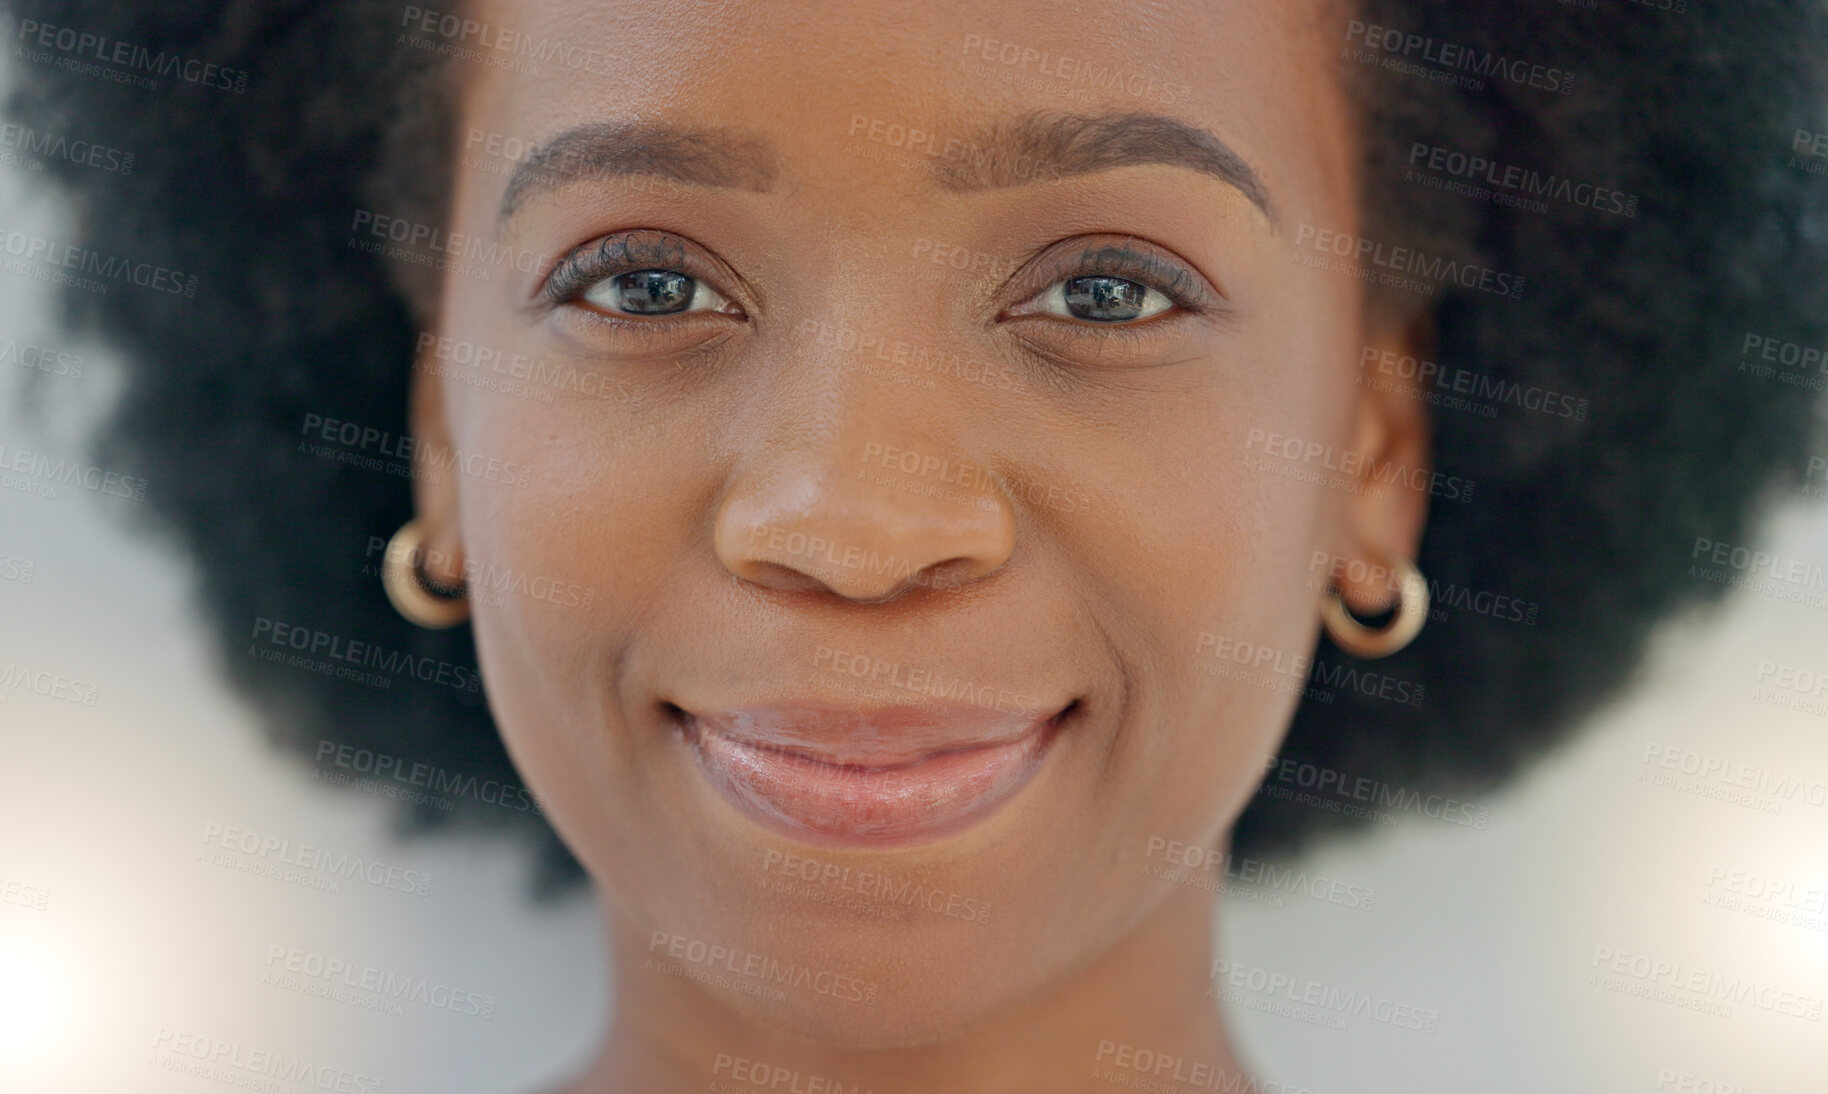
[381,518,471,629]
[1320,553,1429,658]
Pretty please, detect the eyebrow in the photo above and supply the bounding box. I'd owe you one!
[498,121,776,223]
[933,112,1277,225]
[497,112,1276,228]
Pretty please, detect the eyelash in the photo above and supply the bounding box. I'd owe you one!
[541,231,719,309]
[536,232,1212,337]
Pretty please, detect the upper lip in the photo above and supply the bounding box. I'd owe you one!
[675,700,1071,769]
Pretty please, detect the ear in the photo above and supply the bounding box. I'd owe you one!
[1328,303,1435,615]
[407,346,468,589]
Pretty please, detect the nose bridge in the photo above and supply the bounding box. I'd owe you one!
[713,312,1017,601]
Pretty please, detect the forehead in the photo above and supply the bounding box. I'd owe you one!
[442,0,1353,229]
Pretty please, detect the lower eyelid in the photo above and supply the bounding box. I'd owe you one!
[551,307,739,353]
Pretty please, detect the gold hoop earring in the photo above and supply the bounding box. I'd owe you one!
[381,519,470,629]
[1321,555,1428,659]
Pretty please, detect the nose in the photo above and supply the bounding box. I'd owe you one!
[714,415,1017,603]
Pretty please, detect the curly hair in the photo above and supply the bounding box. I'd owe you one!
[7,0,1826,897]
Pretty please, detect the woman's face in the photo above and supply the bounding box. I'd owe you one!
[413,0,1427,1046]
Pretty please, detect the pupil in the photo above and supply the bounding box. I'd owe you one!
[1063,275,1148,322]
[613,269,695,314]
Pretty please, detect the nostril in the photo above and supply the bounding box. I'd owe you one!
[713,457,1018,601]
[732,559,830,594]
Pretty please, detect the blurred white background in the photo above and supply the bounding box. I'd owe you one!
[2,56,1826,1094]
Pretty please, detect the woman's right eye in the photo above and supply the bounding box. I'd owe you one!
[538,232,747,333]
[582,268,732,317]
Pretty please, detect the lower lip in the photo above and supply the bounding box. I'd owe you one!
[680,709,1066,849]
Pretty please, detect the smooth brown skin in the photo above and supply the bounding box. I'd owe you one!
[408,1,1429,1090]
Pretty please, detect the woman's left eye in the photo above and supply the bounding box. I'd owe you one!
[1035,275,1176,323]
[582,268,731,316]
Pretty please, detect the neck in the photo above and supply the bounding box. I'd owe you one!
[560,882,1249,1094]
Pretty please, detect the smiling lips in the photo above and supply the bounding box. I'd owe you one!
[678,701,1068,848]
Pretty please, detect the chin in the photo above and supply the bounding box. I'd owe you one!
[632,876,1042,1043]
[703,956,1026,1051]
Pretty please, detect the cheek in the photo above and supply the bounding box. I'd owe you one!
[435,383,693,851]
[443,361,705,631]
[1084,311,1355,861]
